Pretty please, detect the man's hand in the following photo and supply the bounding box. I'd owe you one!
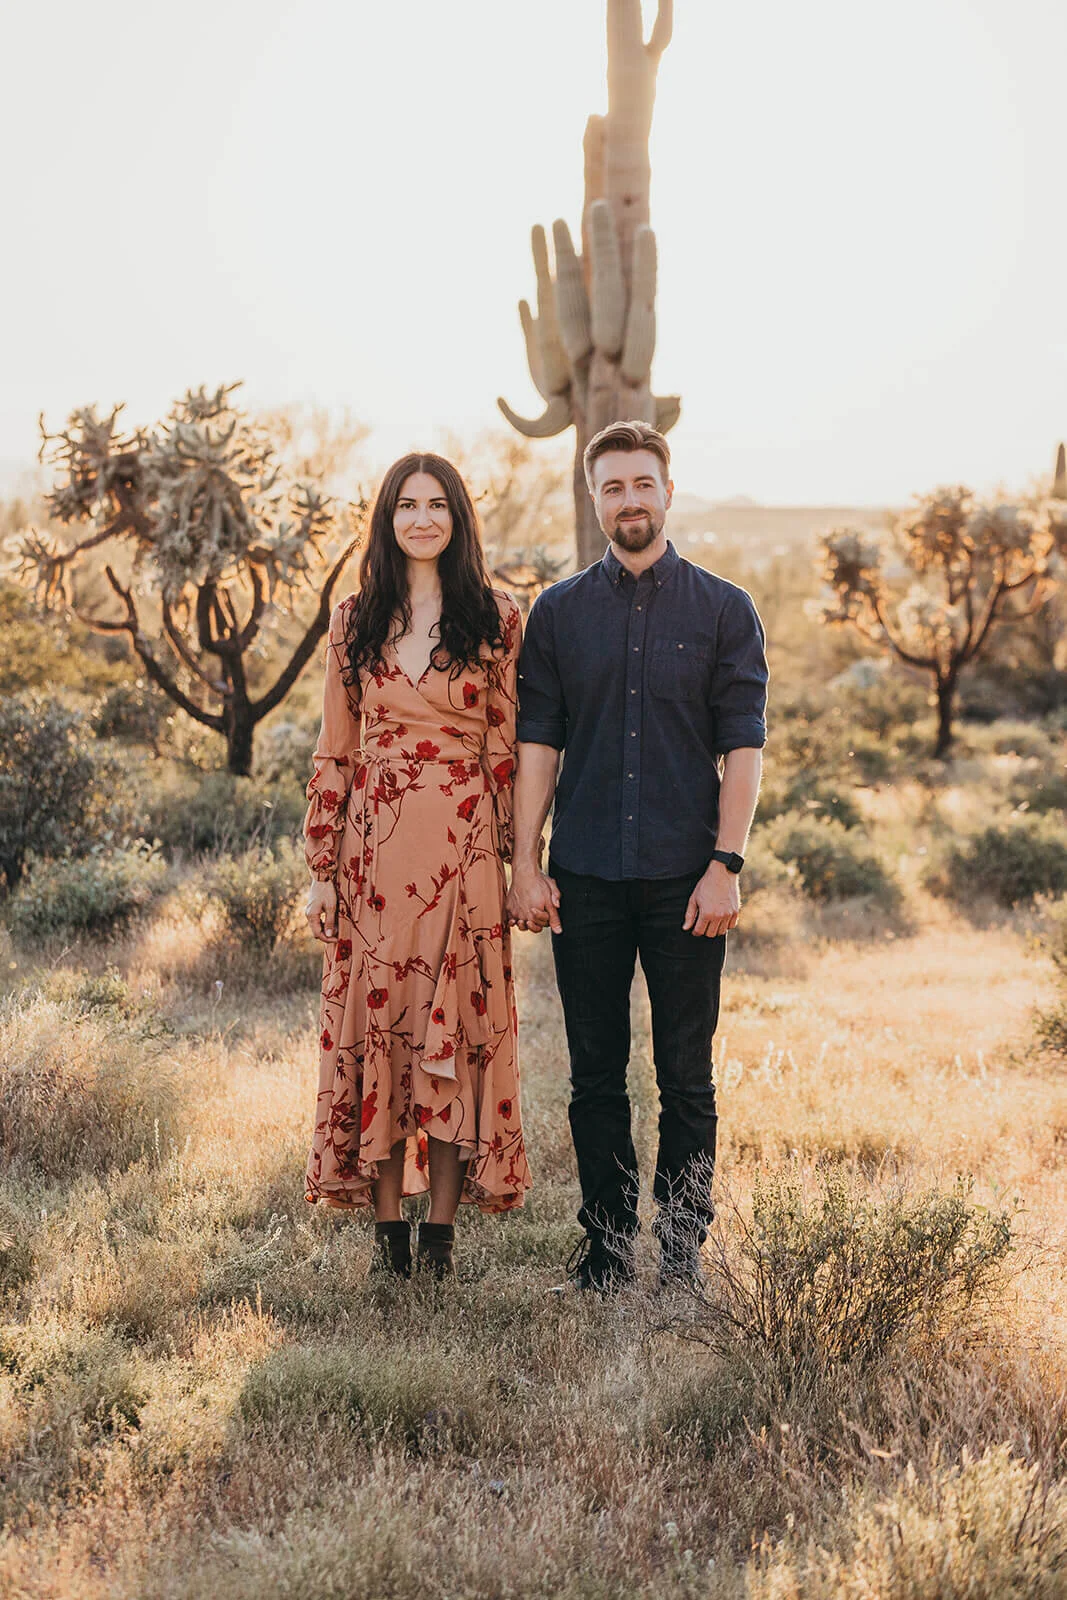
[683,862,740,938]
[305,879,338,943]
[506,864,562,935]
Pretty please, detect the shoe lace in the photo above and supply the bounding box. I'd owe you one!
[565,1235,595,1279]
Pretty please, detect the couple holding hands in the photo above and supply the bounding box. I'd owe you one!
[302,419,768,1291]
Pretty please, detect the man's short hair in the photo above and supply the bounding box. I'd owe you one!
[583,419,672,491]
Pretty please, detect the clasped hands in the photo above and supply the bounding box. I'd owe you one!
[504,859,740,938]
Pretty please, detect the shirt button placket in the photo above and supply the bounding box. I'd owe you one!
[623,577,649,876]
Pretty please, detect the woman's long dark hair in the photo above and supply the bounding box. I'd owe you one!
[342,452,504,686]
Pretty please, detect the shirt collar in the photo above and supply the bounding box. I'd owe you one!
[602,538,680,589]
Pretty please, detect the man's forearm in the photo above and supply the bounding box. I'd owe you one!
[715,747,763,855]
[512,742,561,871]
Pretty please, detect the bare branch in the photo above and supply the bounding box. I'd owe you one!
[252,535,359,720]
[93,567,223,729]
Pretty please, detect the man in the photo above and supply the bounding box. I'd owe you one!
[506,419,767,1292]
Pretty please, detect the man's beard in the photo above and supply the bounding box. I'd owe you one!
[610,511,661,552]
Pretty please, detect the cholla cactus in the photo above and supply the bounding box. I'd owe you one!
[498,0,680,567]
[818,483,1063,757]
[8,384,366,775]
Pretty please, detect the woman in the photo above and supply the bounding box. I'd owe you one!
[302,452,531,1279]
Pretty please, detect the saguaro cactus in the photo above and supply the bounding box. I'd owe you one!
[498,0,680,569]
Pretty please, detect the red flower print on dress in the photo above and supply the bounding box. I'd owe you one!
[307,823,331,840]
[492,757,514,786]
[377,730,395,748]
[448,760,468,781]
[439,1103,451,1123]
[336,939,352,961]
[367,987,388,1009]
[369,893,386,912]
[405,882,418,897]
[486,705,505,727]
[414,1104,433,1126]
[456,795,478,822]
[319,789,340,810]
[354,764,368,789]
[471,991,487,1016]
[320,1027,334,1050]
[461,682,479,707]
[360,1090,378,1133]
[415,739,441,760]
[432,1006,446,1025]
[498,1098,512,1120]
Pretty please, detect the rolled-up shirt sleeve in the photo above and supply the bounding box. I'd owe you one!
[711,588,768,754]
[516,591,567,749]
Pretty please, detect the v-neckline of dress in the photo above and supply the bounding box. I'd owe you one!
[391,650,435,691]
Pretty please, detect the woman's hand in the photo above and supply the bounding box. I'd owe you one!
[305,879,338,942]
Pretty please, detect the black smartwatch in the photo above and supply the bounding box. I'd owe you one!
[710,849,744,874]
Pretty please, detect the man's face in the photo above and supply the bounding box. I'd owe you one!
[590,448,673,551]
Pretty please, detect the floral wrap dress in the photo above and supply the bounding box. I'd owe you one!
[302,590,531,1213]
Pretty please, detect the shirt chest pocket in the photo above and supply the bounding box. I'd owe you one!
[649,638,712,700]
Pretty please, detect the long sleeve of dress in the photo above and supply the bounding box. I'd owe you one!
[303,598,360,882]
[482,594,522,865]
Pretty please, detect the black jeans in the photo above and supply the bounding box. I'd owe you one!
[549,859,724,1251]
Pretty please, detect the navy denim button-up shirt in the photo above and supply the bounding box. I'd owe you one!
[516,541,768,881]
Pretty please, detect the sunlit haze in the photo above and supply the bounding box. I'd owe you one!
[3,0,1064,506]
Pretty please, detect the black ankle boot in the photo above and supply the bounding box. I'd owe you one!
[373,1220,412,1278]
[416,1221,456,1280]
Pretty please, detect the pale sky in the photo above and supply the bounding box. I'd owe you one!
[2,0,1064,506]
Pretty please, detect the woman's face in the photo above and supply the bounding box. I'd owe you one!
[392,472,453,565]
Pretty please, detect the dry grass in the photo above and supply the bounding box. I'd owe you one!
[0,884,1064,1598]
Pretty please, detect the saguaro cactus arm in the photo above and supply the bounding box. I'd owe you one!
[1053,442,1067,500]
[496,394,573,439]
[654,395,681,432]
[530,226,570,396]
[552,220,593,364]
[646,0,674,59]
[588,200,626,357]
[621,225,657,384]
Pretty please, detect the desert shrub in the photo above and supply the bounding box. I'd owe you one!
[1034,900,1067,1054]
[147,770,306,856]
[6,841,168,941]
[255,720,317,785]
[0,580,132,698]
[832,658,929,738]
[0,989,185,1179]
[206,840,307,952]
[0,696,117,891]
[763,813,899,906]
[695,1167,1013,1373]
[1007,761,1067,815]
[93,680,169,746]
[239,1342,487,1455]
[750,1445,1067,1600]
[926,815,1067,908]
[757,775,863,830]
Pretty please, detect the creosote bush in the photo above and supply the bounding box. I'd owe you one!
[926,814,1067,908]
[6,841,168,942]
[695,1167,1014,1373]
[762,813,900,907]
[206,840,307,952]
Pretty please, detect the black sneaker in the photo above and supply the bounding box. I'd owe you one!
[563,1234,637,1294]
[657,1241,706,1295]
